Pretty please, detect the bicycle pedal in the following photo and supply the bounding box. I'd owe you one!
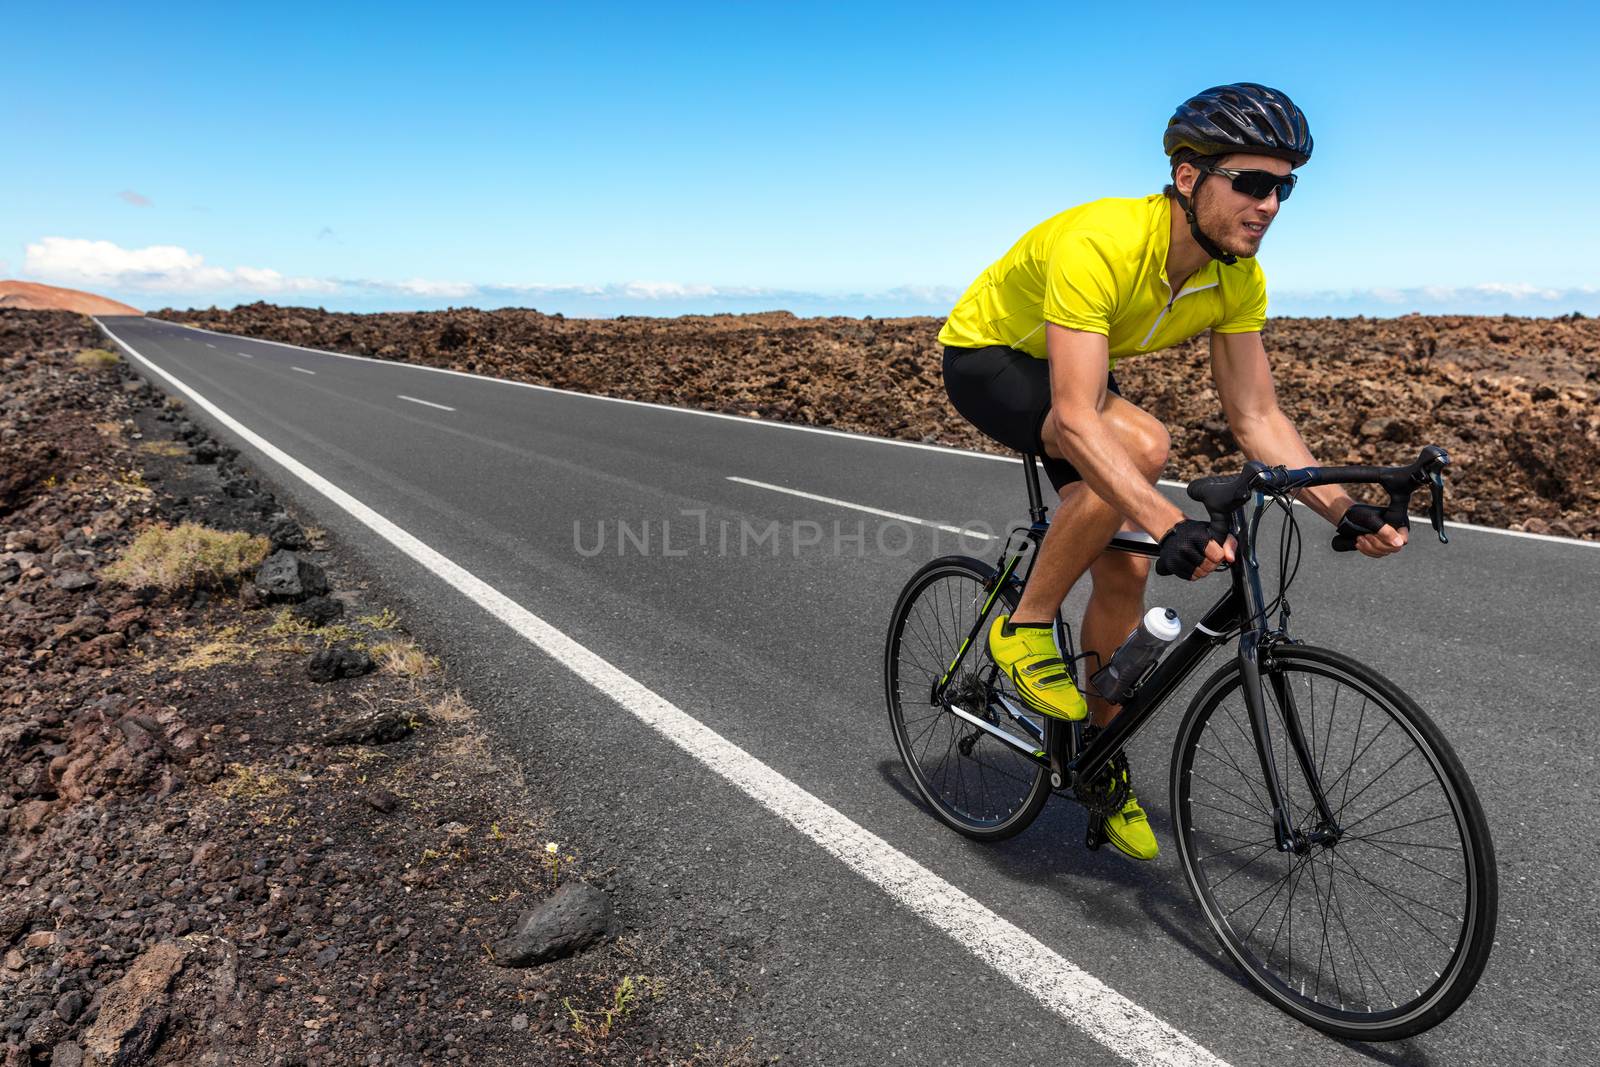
[1084,821,1104,851]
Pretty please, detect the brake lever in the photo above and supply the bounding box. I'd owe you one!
[1428,470,1449,544]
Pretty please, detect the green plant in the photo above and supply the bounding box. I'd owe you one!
[564,976,662,1045]
[357,607,400,629]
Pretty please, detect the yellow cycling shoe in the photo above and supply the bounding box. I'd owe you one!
[1102,770,1159,861]
[986,614,1087,721]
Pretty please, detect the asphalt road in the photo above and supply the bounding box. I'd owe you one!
[98,316,1599,1066]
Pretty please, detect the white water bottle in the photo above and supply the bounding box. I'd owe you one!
[1091,607,1181,704]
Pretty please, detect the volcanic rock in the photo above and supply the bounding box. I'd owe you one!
[253,550,329,602]
[492,882,615,967]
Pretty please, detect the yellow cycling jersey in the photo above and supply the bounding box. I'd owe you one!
[937,193,1267,367]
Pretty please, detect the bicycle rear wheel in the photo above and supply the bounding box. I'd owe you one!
[884,556,1051,840]
[1172,645,1497,1040]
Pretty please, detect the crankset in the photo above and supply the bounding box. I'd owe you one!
[1071,726,1129,849]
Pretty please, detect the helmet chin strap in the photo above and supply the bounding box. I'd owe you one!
[1173,175,1237,266]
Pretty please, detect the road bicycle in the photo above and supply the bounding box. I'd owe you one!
[883,445,1497,1040]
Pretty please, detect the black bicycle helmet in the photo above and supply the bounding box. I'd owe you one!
[1164,82,1312,265]
[1164,82,1313,168]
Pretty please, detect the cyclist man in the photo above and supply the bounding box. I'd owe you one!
[939,83,1408,861]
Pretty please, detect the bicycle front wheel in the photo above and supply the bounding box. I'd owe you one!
[1172,645,1497,1041]
[884,556,1051,840]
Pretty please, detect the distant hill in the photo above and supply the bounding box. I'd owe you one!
[0,280,141,316]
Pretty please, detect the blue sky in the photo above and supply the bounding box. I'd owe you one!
[6,2,1598,317]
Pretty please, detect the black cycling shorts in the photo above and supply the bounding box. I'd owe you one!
[942,344,1121,493]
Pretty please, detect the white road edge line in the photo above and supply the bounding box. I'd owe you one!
[398,394,456,412]
[728,476,998,540]
[291,366,316,375]
[97,320,1230,1067]
[148,319,1596,552]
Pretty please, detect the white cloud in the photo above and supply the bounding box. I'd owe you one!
[386,278,479,299]
[1274,283,1600,316]
[17,236,957,311]
[618,280,722,300]
[24,237,337,295]
[1470,281,1569,301]
[20,234,1594,318]
[118,190,152,207]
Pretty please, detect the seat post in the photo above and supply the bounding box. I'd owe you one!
[1022,452,1048,526]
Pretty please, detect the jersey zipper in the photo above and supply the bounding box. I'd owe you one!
[1138,281,1219,350]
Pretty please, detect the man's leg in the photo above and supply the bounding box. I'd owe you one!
[997,395,1170,860]
[1011,394,1171,633]
[1082,547,1152,728]
[1011,481,1125,625]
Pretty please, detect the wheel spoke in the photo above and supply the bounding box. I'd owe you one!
[1190,766,1273,817]
[1176,653,1491,1032]
[1327,848,1460,946]
[888,566,1045,834]
[1346,832,1465,886]
[1332,744,1415,820]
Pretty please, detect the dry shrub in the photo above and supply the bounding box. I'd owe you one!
[175,624,258,671]
[103,521,271,593]
[73,348,120,368]
[136,440,188,457]
[429,688,474,723]
[372,638,436,678]
[215,763,287,801]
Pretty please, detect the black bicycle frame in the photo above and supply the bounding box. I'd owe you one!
[931,453,1339,853]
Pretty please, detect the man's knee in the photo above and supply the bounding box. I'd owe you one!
[1139,424,1171,482]
[1041,406,1168,475]
[1120,418,1169,482]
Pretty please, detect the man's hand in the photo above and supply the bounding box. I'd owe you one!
[1336,503,1408,558]
[1156,519,1238,580]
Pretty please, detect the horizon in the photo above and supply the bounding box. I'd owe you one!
[7,2,1599,319]
[9,278,1599,324]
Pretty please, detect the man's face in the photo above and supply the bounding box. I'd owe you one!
[1183,153,1293,258]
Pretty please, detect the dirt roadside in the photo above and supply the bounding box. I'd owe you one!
[154,303,1600,540]
[1,310,765,1066]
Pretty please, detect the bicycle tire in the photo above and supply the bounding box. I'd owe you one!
[1171,644,1497,1040]
[884,555,1052,840]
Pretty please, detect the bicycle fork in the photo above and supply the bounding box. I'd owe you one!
[1233,506,1343,854]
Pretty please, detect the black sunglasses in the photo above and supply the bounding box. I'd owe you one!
[1203,165,1297,202]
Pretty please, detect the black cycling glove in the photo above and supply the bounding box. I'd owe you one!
[1332,503,1404,552]
[1156,519,1221,579]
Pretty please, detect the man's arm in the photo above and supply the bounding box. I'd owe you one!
[1209,329,1406,557]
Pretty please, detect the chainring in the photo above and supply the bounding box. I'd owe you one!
[1072,727,1131,820]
